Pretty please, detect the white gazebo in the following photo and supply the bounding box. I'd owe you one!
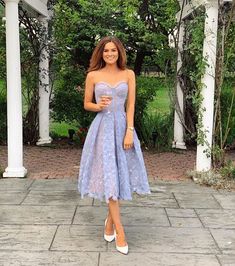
[173,0,232,171]
[2,0,231,177]
[3,0,50,177]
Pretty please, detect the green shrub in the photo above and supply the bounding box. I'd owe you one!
[220,160,235,179]
[51,68,95,129]
[220,78,235,146]
[141,111,173,150]
[135,76,161,141]
[0,83,7,144]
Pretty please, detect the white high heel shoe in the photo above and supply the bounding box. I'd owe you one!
[104,218,115,242]
[114,229,129,255]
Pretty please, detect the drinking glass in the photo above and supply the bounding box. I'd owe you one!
[101,90,113,113]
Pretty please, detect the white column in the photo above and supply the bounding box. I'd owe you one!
[3,0,27,178]
[36,16,52,145]
[172,22,186,150]
[196,1,218,171]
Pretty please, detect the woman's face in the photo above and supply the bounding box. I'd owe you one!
[102,42,119,65]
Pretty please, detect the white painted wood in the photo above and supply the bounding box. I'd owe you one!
[3,0,27,178]
[177,0,206,21]
[37,16,51,145]
[22,0,48,17]
[196,1,219,171]
[173,22,187,150]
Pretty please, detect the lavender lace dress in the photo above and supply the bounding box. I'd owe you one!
[78,81,151,203]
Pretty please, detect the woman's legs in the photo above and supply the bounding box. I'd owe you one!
[104,209,114,235]
[107,198,127,247]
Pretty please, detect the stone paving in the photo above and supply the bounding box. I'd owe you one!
[0,178,235,266]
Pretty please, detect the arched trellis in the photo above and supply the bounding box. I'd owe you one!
[173,0,232,171]
[1,0,232,177]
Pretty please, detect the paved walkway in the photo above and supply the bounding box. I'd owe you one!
[0,178,235,265]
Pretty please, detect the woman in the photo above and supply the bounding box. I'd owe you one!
[78,36,151,255]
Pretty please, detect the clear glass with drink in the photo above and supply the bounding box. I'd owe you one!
[101,90,113,113]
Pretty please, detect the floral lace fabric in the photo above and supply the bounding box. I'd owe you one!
[78,81,151,203]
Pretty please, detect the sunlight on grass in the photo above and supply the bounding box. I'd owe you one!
[50,121,78,137]
[147,83,171,115]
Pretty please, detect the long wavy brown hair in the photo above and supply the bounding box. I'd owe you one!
[88,36,127,72]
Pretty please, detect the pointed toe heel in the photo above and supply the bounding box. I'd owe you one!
[114,230,129,255]
[116,244,129,255]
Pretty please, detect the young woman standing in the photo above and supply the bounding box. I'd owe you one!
[78,36,151,255]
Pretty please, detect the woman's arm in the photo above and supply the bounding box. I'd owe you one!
[123,69,136,150]
[83,72,108,112]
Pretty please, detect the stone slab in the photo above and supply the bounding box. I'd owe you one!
[94,193,179,208]
[0,178,34,191]
[166,208,197,217]
[30,179,77,191]
[0,205,76,224]
[51,225,107,252]
[22,190,92,206]
[196,209,235,228]
[210,229,235,254]
[150,180,218,194]
[73,206,169,227]
[107,226,219,254]
[168,217,203,227]
[0,251,98,266]
[100,253,220,266]
[213,194,235,209]
[73,206,108,225]
[217,255,235,266]
[174,193,221,209]
[0,191,28,204]
[0,225,56,250]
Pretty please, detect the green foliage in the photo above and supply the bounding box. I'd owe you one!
[52,0,179,74]
[50,121,77,137]
[181,9,206,145]
[51,76,95,128]
[0,82,7,144]
[44,0,179,145]
[0,3,3,18]
[0,17,6,80]
[147,78,171,114]
[141,112,173,150]
[220,78,235,146]
[134,76,162,143]
[220,160,235,179]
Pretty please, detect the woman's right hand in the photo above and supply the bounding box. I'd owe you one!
[97,96,110,111]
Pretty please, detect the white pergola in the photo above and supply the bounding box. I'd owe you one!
[2,0,231,177]
[3,0,50,177]
[173,0,232,171]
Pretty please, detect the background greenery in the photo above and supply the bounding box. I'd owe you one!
[0,0,234,156]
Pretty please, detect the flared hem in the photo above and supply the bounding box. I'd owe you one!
[78,189,151,204]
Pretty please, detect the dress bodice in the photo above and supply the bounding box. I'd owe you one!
[94,81,128,113]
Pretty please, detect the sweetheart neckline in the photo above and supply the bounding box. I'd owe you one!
[95,81,128,88]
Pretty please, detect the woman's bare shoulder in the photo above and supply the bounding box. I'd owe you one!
[126,69,135,80]
[86,70,101,81]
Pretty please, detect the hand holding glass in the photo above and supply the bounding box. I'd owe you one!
[100,91,113,113]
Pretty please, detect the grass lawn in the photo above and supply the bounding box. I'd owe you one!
[147,82,171,115]
[50,121,78,137]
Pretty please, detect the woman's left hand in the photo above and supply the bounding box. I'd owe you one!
[123,130,134,150]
